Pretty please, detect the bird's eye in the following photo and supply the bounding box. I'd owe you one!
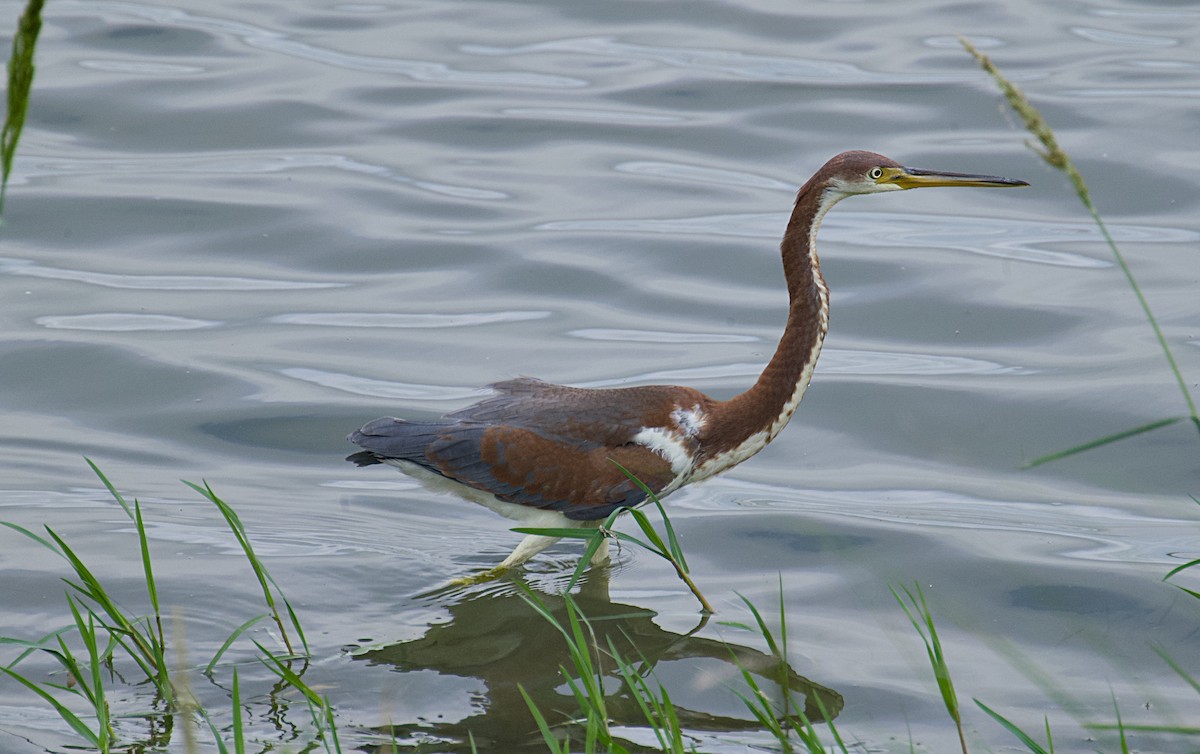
[869,167,884,180]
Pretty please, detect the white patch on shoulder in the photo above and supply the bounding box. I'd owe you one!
[631,426,694,493]
[671,404,707,437]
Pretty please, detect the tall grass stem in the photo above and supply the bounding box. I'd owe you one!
[961,37,1199,462]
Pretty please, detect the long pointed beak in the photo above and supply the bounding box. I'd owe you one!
[892,167,1029,189]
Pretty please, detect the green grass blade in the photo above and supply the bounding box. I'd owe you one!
[519,683,568,753]
[731,669,787,741]
[775,576,795,726]
[891,583,965,754]
[104,628,161,687]
[261,568,309,655]
[48,636,91,706]
[231,665,245,754]
[0,0,43,216]
[1150,643,1200,694]
[610,460,689,568]
[204,614,269,675]
[133,500,165,653]
[647,495,687,567]
[43,528,145,647]
[975,699,1051,754]
[1087,723,1200,735]
[1163,556,1199,581]
[715,620,755,632]
[1111,693,1130,754]
[196,704,231,754]
[807,690,849,754]
[187,479,299,656]
[1,519,62,555]
[43,527,162,676]
[85,458,134,519]
[77,609,111,748]
[1023,416,1183,468]
[62,598,101,707]
[317,695,342,754]
[625,507,670,557]
[606,638,668,750]
[0,626,74,669]
[278,594,309,657]
[1173,585,1200,601]
[255,641,323,708]
[0,666,101,746]
[735,592,780,658]
[515,586,575,647]
[568,510,622,591]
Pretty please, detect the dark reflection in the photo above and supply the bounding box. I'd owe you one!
[354,572,842,752]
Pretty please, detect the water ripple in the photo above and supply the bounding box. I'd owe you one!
[569,328,757,344]
[498,107,688,125]
[537,211,1198,269]
[578,347,1024,387]
[707,478,1192,567]
[36,313,221,331]
[79,59,206,75]
[270,311,551,328]
[1069,26,1179,47]
[27,153,508,200]
[280,367,487,401]
[823,348,1031,376]
[0,257,342,291]
[614,161,795,190]
[463,36,1042,86]
[68,1,587,89]
[1063,87,1200,99]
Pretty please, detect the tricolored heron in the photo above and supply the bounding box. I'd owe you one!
[348,150,1027,578]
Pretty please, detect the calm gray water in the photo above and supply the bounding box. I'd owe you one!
[1,0,1198,751]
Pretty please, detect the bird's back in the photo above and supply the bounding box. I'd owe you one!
[347,377,713,520]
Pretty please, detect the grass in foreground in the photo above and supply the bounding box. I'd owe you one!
[722,583,849,754]
[892,583,968,754]
[0,461,314,752]
[0,0,42,215]
[960,37,1199,466]
[518,581,852,754]
[4,465,1197,752]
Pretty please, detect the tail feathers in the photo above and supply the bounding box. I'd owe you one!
[345,417,467,468]
[345,450,382,467]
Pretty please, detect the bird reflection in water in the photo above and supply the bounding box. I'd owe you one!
[351,571,842,751]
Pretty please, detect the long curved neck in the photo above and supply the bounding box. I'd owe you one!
[701,179,837,464]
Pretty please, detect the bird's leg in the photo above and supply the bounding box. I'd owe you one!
[448,533,563,586]
[500,533,563,569]
[589,535,611,566]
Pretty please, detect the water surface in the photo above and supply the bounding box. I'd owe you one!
[1,0,1198,751]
